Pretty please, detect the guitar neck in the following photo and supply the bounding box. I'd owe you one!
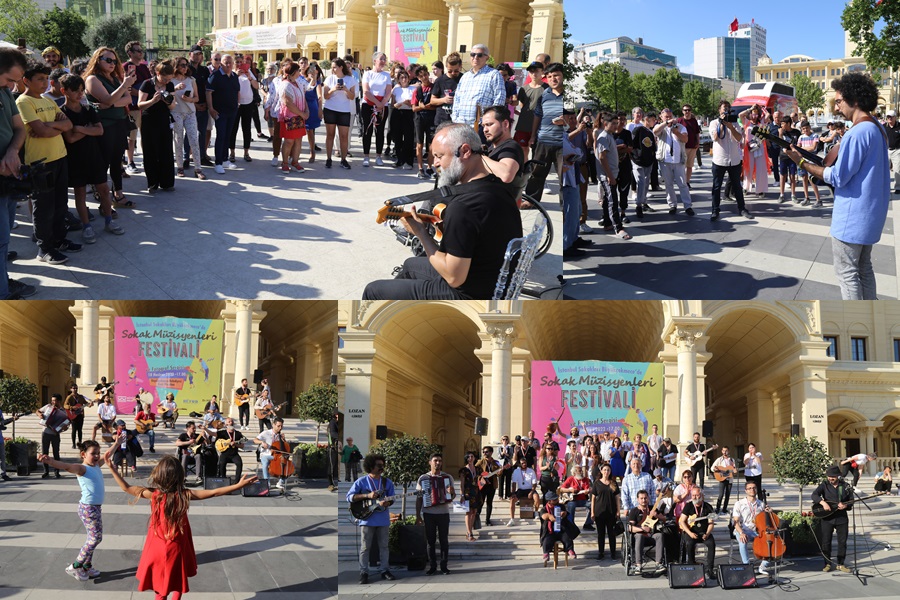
[752,126,823,166]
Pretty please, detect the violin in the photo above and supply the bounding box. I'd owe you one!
[268,433,295,479]
[752,492,786,561]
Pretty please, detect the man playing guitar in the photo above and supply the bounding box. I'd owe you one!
[415,453,456,575]
[160,393,178,429]
[347,454,396,584]
[133,403,156,453]
[92,394,117,442]
[64,384,91,449]
[711,446,737,515]
[175,420,208,485]
[627,490,666,575]
[234,378,253,431]
[254,389,276,432]
[203,395,224,426]
[684,432,707,488]
[475,445,504,526]
[215,418,245,479]
[93,377,115,402]
[811,465,853,572]
[679,486,717,580]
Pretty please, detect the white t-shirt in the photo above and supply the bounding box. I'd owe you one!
[512,467,537,490]
[238,71,257,105]
[172,77,196,114]
[658,122,687,164]
[256,429,277,454]
[743,452,763,477]
[363,70,392,99]
[323,74,357,113]
[391,85,414,109]
[850,453,870,466]
[98,403,117,421]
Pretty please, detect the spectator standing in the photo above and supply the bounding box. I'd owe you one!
[709,100,753,222]
[524,62,565,203]
[412,63,438,179]
[776,116,800,202]
[207,54,241,174]
[171,57,206,180]
[676,104,701,186]
[322,58,356,170]
[429,54,462,135]
[390,70,416,170]
[452,44,505,129]
[123,41,151,174]
[886,109,900,194]
[277,63,310,173]
[230,60,259,163]
[187,46,212,167]
[137,61,176,192]
[654,108,693,216]
[302,62,324,163]
[515,61,547,163]
[361,52,393,167]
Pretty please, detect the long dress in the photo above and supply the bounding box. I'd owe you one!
[304,81,321,130]
[136,490,197,595]
[609,447,627,478]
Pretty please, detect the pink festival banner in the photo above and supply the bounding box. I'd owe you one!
[114,317,225,415]
[530,361,664,447]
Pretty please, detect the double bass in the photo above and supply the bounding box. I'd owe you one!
[268,433,295,480]
[753,492,786,563]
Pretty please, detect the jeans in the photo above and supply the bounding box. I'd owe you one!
[360,525,390,574]
[0,195,14,298]
[565,499,592,527]
[632,163,651,207]
[32,158,69,254]
[662,464,676,481]
[659,162,692,208]
[260,452,274,479]
[423,512,450,568]
[561,184,580,250]
[138,429,155,450]
[599,175,623,232]
[214,110,238,164]
[363,256,466,300]
[832,237,877,300]
[711,162,746,212]
[737,534,770,569]
[715,478,732,513]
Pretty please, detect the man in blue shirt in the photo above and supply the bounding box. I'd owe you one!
[347,453,396,584]
[524,63,564,203]
[206,54,241,174]
[784,72,890,299]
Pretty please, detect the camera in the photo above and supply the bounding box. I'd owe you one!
[160,91,175,105]
[0,160,54,200]
[722,111,739,123]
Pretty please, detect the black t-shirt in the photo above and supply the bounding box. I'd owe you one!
[631,125,657,167]
[778,128,800,160]
[658,444,677,467]
[189,63,210,103]
[628,506,651,533]
[591,479,620,515]
[431,73,461,126]
[439,175,523,298]
[615,128,633,166]
[681,501,714,534]
[61,104,101,153]
[216,429,244,456]
[177,431,192,457]
[488,138,525,179]
[886,121,900,150]
[139,79,175,121]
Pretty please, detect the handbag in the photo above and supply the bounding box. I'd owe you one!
[612,519,626,537]
[283,114,305,131]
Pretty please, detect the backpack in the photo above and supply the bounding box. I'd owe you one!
[631,125,657,167]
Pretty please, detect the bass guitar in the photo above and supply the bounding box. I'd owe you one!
[811,491,888,519]
[255,400,287,420]
[686,444,718,467]
[640,484,673,530]
[349,490,424,520]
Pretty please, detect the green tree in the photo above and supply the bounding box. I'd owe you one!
[771,435,834,512]
[83,13,142,58]
[562,15,574,81]
[647,68,684,114]
[843,0,900,69]
[583,62,635,112]
[294,381,337,445]
[369,433,440,516]
[0,375,39,439]
[789,73,826,114]
[681,79,716,119]
[34,7,90,62]
[0,0,43,48]
[630,72,653,112]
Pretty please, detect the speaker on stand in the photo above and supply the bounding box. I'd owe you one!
[702,420,714,438]
[376,425,388,440]
[474,417,488,436]
[253,369,264,384]
[791,424,800,437]
[70,363,81,379]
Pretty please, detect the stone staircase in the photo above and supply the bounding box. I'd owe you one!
[338,478,900,562]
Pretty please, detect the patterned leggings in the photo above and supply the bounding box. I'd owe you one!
[173,112,203,171]
[77,503,103,564]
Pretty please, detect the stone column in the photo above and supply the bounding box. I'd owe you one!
[375,7,387,53]
[446,1,461,55]
[485,322,516,445]
[233,300,254,389]
[340,331,378,454]
[81,301,99,386]
[865,426,876,474]
[670,324,704,451]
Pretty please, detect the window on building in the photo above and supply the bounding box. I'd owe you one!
[291,6,297,20]
[850,337,867,361]
[312,51,321,59]
[312,5,318,18]
[328,1,334,18]
[248,13,252,26]
[277,8,282,21]
[260,10,265,24]
[894,339,900,362]
[301,6,306,19]
[824,335,838,359]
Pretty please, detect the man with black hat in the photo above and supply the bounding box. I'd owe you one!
[811,465,853,572]
[538,491,576,565]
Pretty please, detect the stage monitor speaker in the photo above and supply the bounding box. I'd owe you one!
[376,425,388,440]
[474,417,488,436]
[241,480,271,497]
[717,564,759,589]
[253,369,264,384]
[0,369,4,379]
[668,564,706,588]
[331,374,337,385]
[17,464,30,476]
[791,424,801,437]
[204,476,233,491]
[702,420,714,438]
[69,363,81,379]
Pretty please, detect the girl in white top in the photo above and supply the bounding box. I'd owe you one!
[171,57,205,180]
[390,70,416,169]
[322,58,357,168]
[360,52,393,166]
[743,445,763,478]
[39,440,106,581]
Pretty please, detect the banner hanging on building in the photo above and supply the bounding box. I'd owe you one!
[388,20,440,67]
[531,361,664,445]
[114,317,225,415]
[215,25,297,51]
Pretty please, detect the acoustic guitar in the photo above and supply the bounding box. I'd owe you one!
[94,380,119,402]
[686,444,718,467]
[477,464,506,490]
[713,462,738,482]
[255,400,287,420]
[234,391,255,407]
[215,437,243,453]
[135,418,157,434]
[376,203,446,242]
[65,397,94,421]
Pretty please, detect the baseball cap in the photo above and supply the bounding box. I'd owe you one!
[888,110,897,117]
[544,491,558,501]
[526,61,544,72]
[42,46,60,56]
[653,468,662,477]
[190,45,203,53]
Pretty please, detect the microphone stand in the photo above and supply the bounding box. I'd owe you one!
[833,479,873,586]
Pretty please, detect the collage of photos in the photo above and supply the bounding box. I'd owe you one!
[2,1,900,600]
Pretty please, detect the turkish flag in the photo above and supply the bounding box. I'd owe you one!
[730,18,739,32]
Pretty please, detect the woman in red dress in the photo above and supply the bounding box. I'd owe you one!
[105,447,257,599]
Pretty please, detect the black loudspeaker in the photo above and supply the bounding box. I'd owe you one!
[791,424,801,437]
[204,476,233,491]
[474,417,488,436]
[398,523,427,568]
[0,369,5,379]
[253,369,264,384]
[70,363,81,379]
[17,464,30,476]
[330,374,337,385]
[717,564,759,589]
[668,564,706,588]
[702,420,714,438]
[241,480,271,497]
[376,425,388,440]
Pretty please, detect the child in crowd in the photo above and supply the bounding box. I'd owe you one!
[42,69,67,107]
[777,116,799,203]
[60,74,125,243]
[796,120,823,208]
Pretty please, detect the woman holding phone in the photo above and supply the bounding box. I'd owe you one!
[171,56,206,180]
[322,58,357,169]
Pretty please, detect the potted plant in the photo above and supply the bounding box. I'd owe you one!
[3,436,38,472]
[771,435,833,556]
[294,381,338,445]
[295,442,328,478]
[0,375,39,473]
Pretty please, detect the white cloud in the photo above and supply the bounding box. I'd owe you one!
[680,62,695,74]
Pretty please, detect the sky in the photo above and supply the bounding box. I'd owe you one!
[565,0,850,74]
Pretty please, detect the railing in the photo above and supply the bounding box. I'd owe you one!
[874,457,900,474]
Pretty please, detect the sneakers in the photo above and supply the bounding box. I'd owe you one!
[57,239,82,253]
[418,169,429,180]
[226,161,238,170]
[105,222,125,235]
[325,158,333,168]
[542,553,550,566]
[813,200,823,208]
[579,222,593,234]
[375,156,384,166]
[710,209,720,222]
[567,550,576,559]
[341,159,351,170]
[741,209,753,219]
[758,563,769,576]
[362,157,370,167]
[38,249,68,264]
[836,564,851,573]
[82,225,97,244]
[84,566,101,578]
[271,156,280,167]
[823,564,833,572]
[215,164,226,174]
[506,518,516,527]
[792,195,800,203]
[275,479,285,490]
[403,164,414,170]
[126,163,138,174]
[8,278,36,298]
[685,207,695,216]
[65,564,88,581]
[778,193,785,202]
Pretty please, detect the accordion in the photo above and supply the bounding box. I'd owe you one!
[39,408,70,433]
[421,475,452,508]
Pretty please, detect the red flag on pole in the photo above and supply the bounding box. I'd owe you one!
[730,18,739,32]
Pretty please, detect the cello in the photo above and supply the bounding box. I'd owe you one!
[268,432,295,481]
[753,491,786,564]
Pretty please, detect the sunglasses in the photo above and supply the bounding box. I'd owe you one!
[470,52,486,58]
[682,108,692,112]
[100,57,117,64]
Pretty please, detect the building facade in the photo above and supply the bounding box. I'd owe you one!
[728,21,767,71]
[694,35,752,82]
[338,300,900,475]
[213,0,562,66]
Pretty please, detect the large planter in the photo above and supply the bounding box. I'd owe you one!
[10,441,38,473]
[783,522,822,557]
[297,444,329,479]
[388,519,426,568]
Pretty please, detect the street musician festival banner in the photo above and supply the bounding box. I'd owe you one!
[114,317,224,414]
[531,361,664,446]
[389,20,440,67]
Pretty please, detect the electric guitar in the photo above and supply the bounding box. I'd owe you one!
[685,514,711,528]
[255,400,287,420]
[686,444,718,467]
[811,491,888,519]
[349,489,424,520]
[376,203,446,242]
[640,485,673,529]
[750,125,839,168]
[478,464,507,490]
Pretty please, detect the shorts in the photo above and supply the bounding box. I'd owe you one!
[323,107,351,127]
[515,488,534,499]
[513,130,532,147]
[128,110,141,141]
[415,116,435,146]
[779,159,796,176]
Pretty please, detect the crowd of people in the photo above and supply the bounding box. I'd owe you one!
[346,422,898,584]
